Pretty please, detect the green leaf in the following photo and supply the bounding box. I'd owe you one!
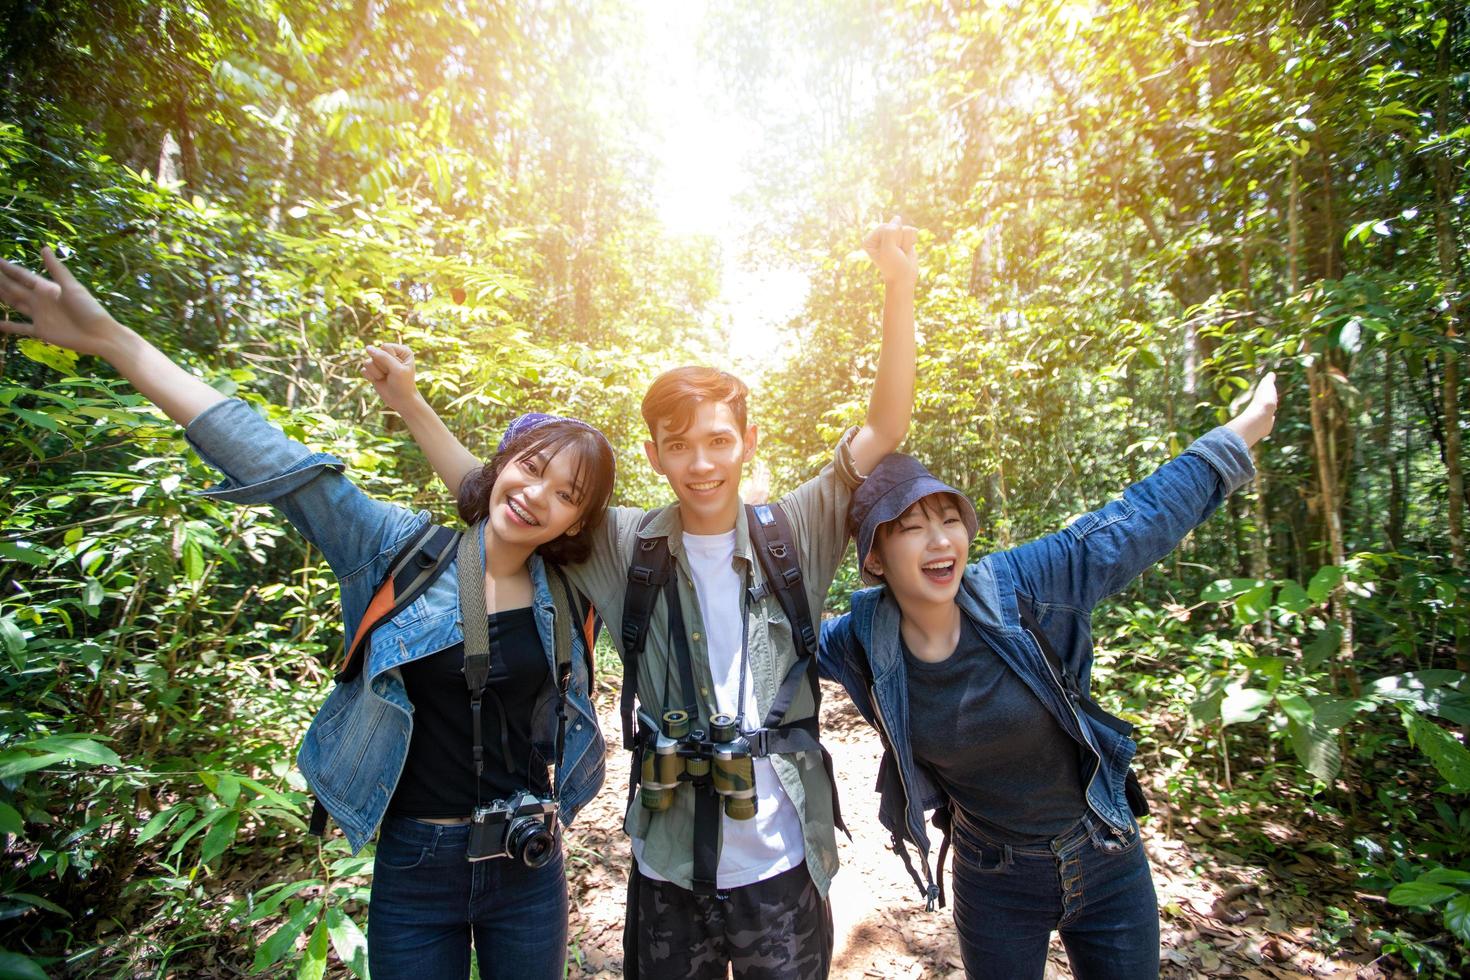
[17,337,79,375]
[1445,893,1470,945]
[182,537,205,583]
[1419,868,1470,886]
[136,804,193,845]
[7,406,60,431]
[1276,693,1314,726]
[1307,565,1344,602]
[199,811,239,867]
[1403,712,1470,791]
[1286,718,1341,782]
[24,736,121,767]
[1221,686,1273,726]
[244,881,322,923]
[6,891,69,916]
[215,773,242,807]
[298,915,329,980]
[0,802,23,837]
[0,950,51,980]
[0,751,70,780]
[254,901,318,973]
[1233,583,1273,625]
[1303,625,1341,669]
[1374,673,1470,724]
[1274,580,1312,614]
[82,578,103,611]
[1388,879,1460,906]
[326,907,370,979]
[1200,578,1261,602]
[0,617,25,657]
[0,542,51,568]
[1309,694,1371,730]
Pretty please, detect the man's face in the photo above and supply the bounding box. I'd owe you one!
[864,495,971,605]
[644,399,757,534]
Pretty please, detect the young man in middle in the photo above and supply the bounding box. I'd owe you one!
[366,217,918,979]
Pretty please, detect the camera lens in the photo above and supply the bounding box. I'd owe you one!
[507,817,556,869]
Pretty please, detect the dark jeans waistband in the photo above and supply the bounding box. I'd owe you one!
[380,814,474,847]
[951,805,1112,858]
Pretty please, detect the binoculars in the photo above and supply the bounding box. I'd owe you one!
[640,710,757,820]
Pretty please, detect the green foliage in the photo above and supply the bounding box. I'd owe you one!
[2,0,1468,973]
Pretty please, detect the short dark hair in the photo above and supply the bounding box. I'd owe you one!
[456,419,616,565]
[640,366,749,439]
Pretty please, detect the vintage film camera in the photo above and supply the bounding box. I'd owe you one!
[467,789,559,866]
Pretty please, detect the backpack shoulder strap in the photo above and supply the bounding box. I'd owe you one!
[619,510,672,749]
[338,522,460,683]
[746,503,817,656]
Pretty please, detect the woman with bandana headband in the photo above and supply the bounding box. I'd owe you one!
[0,250,616,980]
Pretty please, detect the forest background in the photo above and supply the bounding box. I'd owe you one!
[0,0,1467,976]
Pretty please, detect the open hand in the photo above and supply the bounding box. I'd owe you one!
[1225,372,1279,448]
[862,215,919,288]
[360,342,420,413]
[0,248,125,358]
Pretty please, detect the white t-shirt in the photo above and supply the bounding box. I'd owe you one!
[632,529,806,888]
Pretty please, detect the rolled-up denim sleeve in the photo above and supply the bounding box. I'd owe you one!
[184,398,423,582]
[1002,426,1255,612]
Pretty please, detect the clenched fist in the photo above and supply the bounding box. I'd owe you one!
[360,342,420,414]
[863,215,919,288]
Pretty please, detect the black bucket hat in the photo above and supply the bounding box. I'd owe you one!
[850,453,978,585]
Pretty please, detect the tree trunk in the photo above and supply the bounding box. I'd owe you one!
[1433,9,1467,669]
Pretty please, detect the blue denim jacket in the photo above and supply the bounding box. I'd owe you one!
[184,399,606,853]
[818,427,1255,900]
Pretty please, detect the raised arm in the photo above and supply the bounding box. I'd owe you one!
[361,343,480,496]
[0,249,223,425]
[847,216,918,475]
[1,248,424,589]
[1004,373,1280,613]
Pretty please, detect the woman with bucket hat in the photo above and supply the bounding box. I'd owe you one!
[817,374,1279,979]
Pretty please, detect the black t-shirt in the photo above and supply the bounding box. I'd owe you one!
[388,606,551,818]
[904,616,1088,843]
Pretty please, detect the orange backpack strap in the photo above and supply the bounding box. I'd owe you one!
[336,522,460,683]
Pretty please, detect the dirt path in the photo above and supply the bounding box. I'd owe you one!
[562,682,1393,978]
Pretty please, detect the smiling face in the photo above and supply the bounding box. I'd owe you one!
[644,398,757,535]
[863,493,973,606]
[485,443,593,551]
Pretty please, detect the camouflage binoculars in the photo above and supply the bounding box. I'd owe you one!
[640,710,757,820]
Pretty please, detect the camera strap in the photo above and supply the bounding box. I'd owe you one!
[458,521,501,799]
[458,520,589,804]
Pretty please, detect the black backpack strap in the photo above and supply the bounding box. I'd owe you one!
[620,511,671,750]
[932,806,952,910]
[746,503,848,838]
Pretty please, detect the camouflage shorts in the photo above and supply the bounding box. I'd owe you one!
[623,861,833,980]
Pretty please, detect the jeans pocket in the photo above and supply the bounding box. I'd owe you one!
[373,826,431,871]
[1089,818,1140,857]
[954,839,1014,875]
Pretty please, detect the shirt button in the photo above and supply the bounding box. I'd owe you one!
[692,632,701,641]
[701,687,709,697]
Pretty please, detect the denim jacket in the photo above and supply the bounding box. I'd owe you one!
[184,398,606,853]
[818,427,1255,901]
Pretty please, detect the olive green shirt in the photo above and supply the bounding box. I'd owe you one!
[565,429,864,897]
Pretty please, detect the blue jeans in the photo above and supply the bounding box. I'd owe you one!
[949,808,1159,980]
[367,816,568,980]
